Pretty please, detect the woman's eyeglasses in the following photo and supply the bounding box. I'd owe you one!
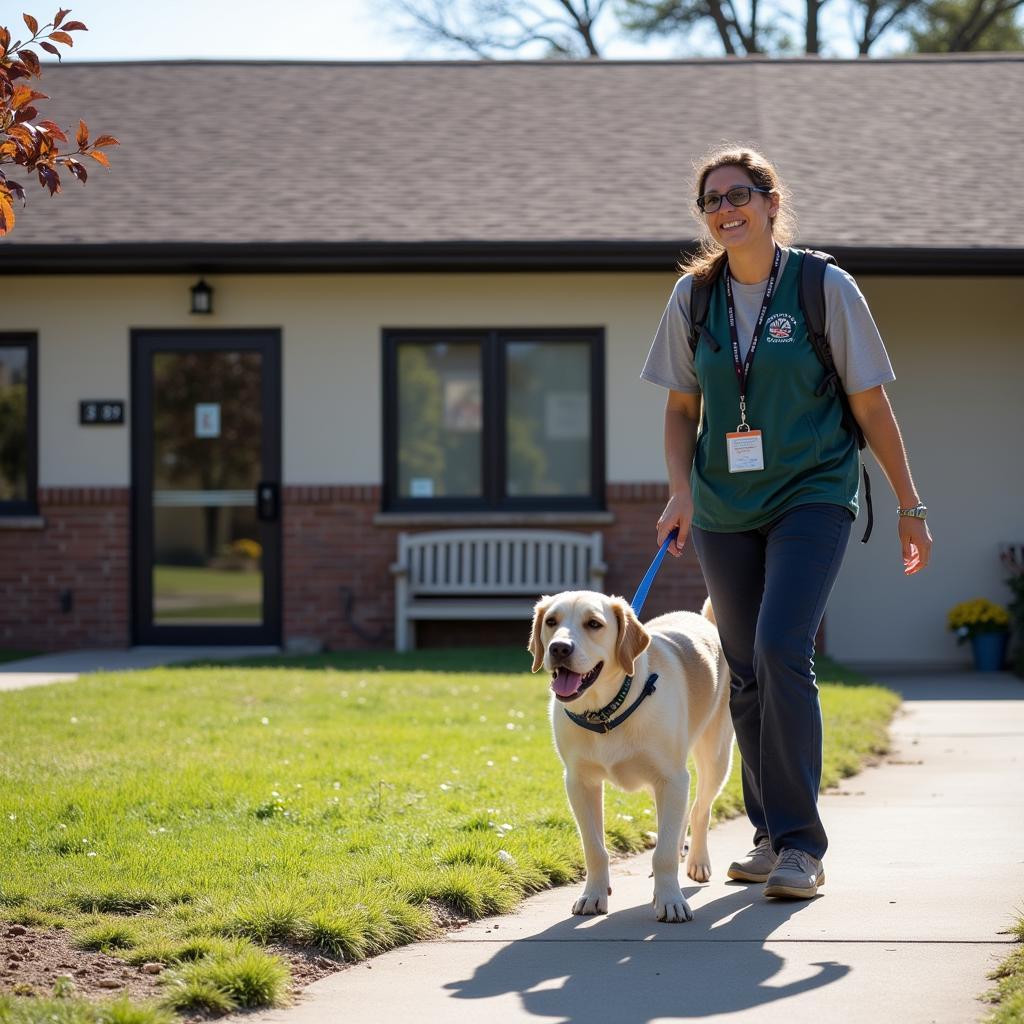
[696,186,773,214]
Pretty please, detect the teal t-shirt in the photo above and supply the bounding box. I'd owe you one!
[691,249,860,532]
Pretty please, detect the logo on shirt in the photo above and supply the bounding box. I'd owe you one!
[764,313,797,342]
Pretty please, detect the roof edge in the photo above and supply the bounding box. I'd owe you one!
[39,54,1024,67]
[1,241,1021,275]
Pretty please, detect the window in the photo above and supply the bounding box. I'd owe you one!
[0,334,37,515]
[383,329,604,512]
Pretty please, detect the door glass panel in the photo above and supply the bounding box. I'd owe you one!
[397,342,482,499]
[506,341,591,496]
[0,346,29,501]
[151,351,263,625]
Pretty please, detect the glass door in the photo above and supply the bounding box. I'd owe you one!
[132,331,281,644]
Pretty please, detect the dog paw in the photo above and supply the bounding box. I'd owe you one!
[571,891,608,915]
[686,858,712,883]
[653,887,693,923]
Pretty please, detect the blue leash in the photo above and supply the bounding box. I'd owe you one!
[630,528,678,616]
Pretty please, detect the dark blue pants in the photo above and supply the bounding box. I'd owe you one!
[691,503,853,860]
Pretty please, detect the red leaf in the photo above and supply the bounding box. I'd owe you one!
[0,193,16,236]
[24,13,39,34]
[92,134,119,148]
[0,27,11,53]
[15,105,38,124]
[40,40,61,59]
[53,7,71,27]
[0,141,18,160]
[76,119,88,148]
[61,20,87,31]
[87,149,110,168]
[65,157,87,183]
[37,119,68,142]
[7,178,27,202]
[37,163,61,195]
[11,85,48,109]
[6,123,37,147]
[19,49,41,74]
[48,30,74,45]
[8,63,30,81]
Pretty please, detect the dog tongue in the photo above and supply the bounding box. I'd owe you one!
[551,668,583,697]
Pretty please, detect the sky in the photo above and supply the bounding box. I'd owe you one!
[19,0,893,62]
[26,0,676,61]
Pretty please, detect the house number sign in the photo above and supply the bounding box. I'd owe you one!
[80,400,126,425]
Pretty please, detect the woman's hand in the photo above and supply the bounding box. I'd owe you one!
[657,491,694,557]
[900,516,932,576]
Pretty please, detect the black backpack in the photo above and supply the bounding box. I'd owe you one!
[688,249,873,543]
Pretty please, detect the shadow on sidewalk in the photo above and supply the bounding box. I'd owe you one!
[444,884,848,1021]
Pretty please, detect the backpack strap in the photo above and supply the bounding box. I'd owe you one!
[798,248,873,543]
[687,260,726,355]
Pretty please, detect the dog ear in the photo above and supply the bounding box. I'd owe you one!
[611,597,651,677]
[528,597,552,673]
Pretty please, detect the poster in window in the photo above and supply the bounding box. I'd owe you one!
[195,403,221,438]
[544,392,589,441]
[444,376,482,433]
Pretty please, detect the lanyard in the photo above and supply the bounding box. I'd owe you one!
[725,244,782,430]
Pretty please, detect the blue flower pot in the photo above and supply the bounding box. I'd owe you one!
[970,631,1008,672]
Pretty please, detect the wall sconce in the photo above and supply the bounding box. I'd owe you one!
[190,278,213,315]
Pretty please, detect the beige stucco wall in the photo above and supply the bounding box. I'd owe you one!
[9,272,676,487]
[8,270,1019,667]
[823,276,1021,670]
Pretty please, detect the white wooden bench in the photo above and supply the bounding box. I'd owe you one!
[391,529,606,651]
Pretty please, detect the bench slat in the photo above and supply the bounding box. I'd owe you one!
[393,529,605,649]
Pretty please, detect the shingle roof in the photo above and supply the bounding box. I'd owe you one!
[2,56,1022,272]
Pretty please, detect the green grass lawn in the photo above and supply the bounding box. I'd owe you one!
[0,649,898,1021]
[152,566,260,623]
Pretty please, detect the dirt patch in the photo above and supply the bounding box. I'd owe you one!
[1,924,163,1004]
[0,906,470,1012]
[0,925,346,1011]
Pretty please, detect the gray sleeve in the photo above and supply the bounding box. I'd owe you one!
[823,265,896,395]
[640,275,700,394]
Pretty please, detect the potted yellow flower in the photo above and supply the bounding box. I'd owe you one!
[947,598,1011,671]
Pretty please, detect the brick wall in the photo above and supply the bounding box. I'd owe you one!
[283,485,394,650]
[0,484,709,653]
[0,488,130,650]
[282,483,707,651]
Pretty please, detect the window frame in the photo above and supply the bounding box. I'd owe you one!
[382,327,605,513]
[0,332,38,516]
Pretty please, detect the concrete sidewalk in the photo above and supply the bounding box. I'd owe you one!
[238,671,1024,1024]
[0,646,279,691]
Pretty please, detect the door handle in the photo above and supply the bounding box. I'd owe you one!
[256,481,280,522]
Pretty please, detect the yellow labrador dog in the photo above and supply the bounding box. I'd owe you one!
[529,591,733,923]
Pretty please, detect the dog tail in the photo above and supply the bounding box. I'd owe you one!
[701,597,716,625]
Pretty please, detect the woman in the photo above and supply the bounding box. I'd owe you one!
[641,146,932,899]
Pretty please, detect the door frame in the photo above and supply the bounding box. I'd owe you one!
[130,329,282,645]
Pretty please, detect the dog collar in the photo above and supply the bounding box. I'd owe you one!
[563,672,658,734]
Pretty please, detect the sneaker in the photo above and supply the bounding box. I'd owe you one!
[763,848,825,899]
[727,837,777,882]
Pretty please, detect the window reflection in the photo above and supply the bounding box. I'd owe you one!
[397,343,482,499]
[506,341,590,497]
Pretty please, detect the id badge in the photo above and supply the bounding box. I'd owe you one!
[726,430,764,473]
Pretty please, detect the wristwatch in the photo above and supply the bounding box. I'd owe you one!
[897,503,928,520]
